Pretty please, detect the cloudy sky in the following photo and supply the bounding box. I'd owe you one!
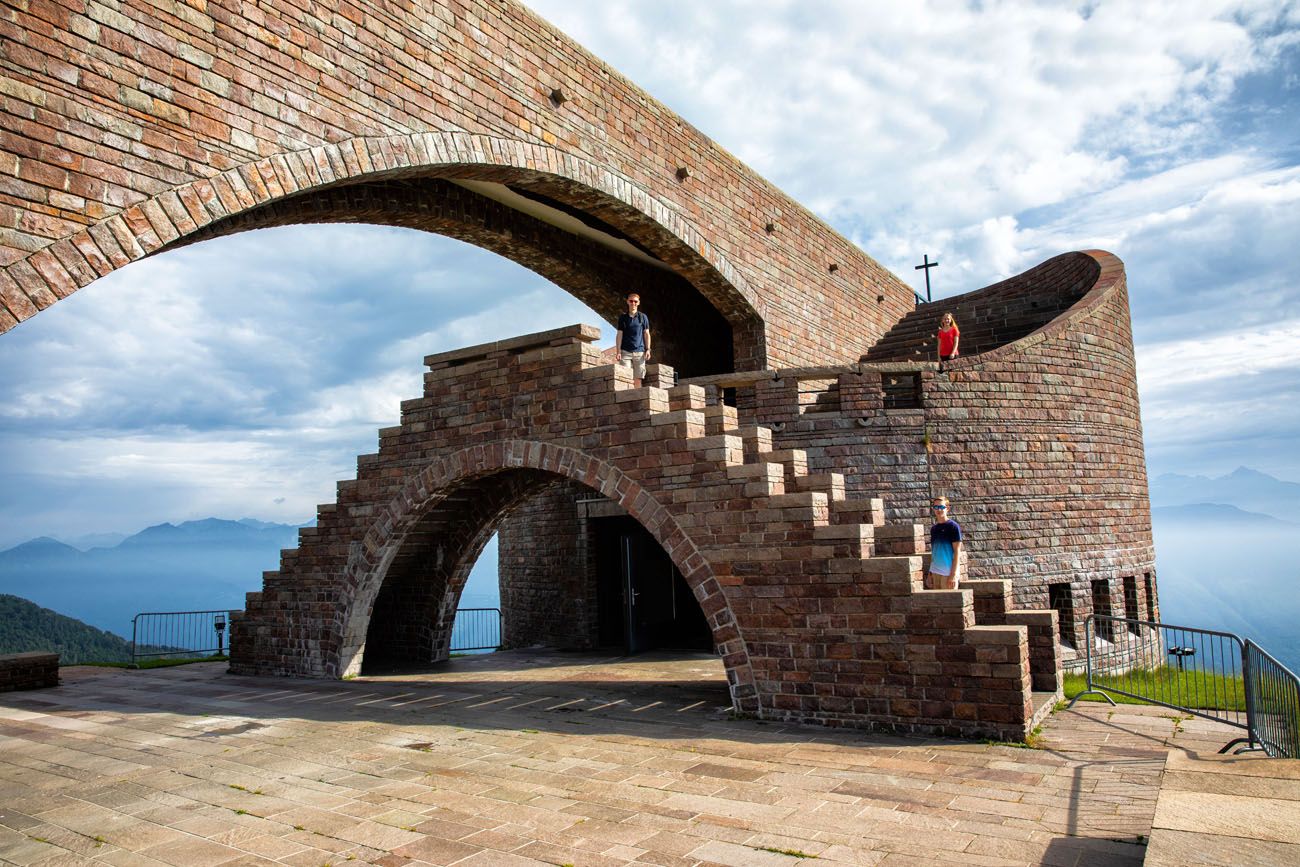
[1,0,1298,549]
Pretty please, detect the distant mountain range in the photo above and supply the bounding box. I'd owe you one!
[1151,466,1300,521]
[1151,502,1297,526]
[0,518,303,641]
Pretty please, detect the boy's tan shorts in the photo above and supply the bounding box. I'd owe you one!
[925,571,957,590]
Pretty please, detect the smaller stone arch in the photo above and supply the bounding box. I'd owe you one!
[334,440,758,710]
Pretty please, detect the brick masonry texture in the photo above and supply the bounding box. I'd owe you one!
[0,0,916,367]
[230,324,1053,740]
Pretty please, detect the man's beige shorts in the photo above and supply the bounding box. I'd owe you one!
[620,351,647,380]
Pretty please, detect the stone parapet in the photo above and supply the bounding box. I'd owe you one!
[0,652,60,691]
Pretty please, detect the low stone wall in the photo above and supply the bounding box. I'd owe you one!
[0,652,60,691]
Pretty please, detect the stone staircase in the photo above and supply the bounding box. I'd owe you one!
[597,362,1057,732]
[233,324,1055,740]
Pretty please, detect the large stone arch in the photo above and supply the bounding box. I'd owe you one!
[1,0,920,365]
[4,133,768,370]
[334,440,758,706]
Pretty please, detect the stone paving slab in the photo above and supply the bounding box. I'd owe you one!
[0,651,1276,866]
[1145,747,1300,866]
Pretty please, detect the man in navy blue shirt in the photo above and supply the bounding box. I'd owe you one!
[927,496,963,589]
[615,292,652,387]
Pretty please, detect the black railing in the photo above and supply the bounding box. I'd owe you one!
[131,609,233,666]
[449,607,501,653]
[1070,614,1300,757]
[1245,641,1300,758]
[133,606,505,662]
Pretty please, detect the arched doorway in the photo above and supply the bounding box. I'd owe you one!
[355,464,717,674]
[325,441,758,712]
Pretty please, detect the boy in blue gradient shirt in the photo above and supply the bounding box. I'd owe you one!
[927,496,963,590]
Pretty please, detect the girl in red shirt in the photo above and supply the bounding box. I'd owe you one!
[937,312,960,368]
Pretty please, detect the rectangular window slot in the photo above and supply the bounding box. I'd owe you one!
[1144,573,1156,622]
[882,373,922,410]
[798,378,840,414]
[1123,576,1141,633]
[1048,583,1074,648]
[1091,579,1114,641]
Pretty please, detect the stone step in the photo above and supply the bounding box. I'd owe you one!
[614,384,671,408]
[642,408,705,439]
[725,424,772,458]
[763,491,830,525]
[752,447,808,476]
[667,384,707,411]
[875,522,926,555]
[703,403,738,435]
[684,433,745,466]
[812,522,874,557]
[726,461,785,497]
[829,553,923,594]
[789,472,844,500]
[831,497,885,526]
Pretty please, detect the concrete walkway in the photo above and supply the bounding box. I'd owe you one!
[0,650,1291,866]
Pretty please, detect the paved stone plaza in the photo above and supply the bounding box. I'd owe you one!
[2,652,1294,866]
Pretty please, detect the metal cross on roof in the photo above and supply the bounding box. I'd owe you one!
[914,254,939,303]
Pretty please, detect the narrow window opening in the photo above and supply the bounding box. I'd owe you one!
[1048,583,1074,648]
[1144,573,1156,622]
[1091,579,1114,641]
[1123,576,1141,633]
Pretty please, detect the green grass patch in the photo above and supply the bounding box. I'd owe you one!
[1064,666,1246,712]
[754,845,817,858]
[985,725,1044,750]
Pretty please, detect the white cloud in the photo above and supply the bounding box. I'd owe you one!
[1137,320,1300,390]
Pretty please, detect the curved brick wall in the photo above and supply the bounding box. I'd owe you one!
[863,252,1102,363]
[923,251,1156,643]
[1,0,917,368]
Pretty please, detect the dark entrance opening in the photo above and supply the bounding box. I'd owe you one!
[592,516,712,654]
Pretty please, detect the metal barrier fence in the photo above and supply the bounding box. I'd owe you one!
[1245,641,1300,758]
[133,607,504,662]
[1070,614,1300,757]
[449,607,501,653]
[131,609,232,666]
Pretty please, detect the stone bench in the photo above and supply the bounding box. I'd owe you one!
[0,651,60,691]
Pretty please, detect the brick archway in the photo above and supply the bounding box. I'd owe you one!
[335,440,759,708]
[9,132,767,371]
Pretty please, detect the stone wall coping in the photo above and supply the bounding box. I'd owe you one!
[0,651,59,665]
[681,360,936,389]
[425,323,601,368]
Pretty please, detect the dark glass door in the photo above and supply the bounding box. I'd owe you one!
[595,515,712,655]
